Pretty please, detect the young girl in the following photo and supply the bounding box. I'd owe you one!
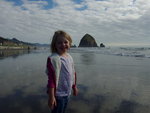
[46,30,78,113]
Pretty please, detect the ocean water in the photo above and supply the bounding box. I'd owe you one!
[71,47,150,58]
[0,47,150,113]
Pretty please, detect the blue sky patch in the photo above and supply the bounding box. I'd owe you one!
[5,0,57,9]
[73,0,84,4]
[42,0,58,10]
[27,0,57,9]
[5,0,23,6]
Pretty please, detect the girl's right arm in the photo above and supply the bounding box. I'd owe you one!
[46,57,57,109]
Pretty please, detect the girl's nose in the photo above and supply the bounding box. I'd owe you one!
[62,42,66,46]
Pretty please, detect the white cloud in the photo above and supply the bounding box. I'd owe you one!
[0,0,150,46]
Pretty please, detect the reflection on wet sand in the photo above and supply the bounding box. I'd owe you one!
[0,50,150,113]
[0,84,148,113]
[0,50,31,59]
[80,53,96,65]
[67,84,149,113]
[0,88,49,113]
[67,84,105,113]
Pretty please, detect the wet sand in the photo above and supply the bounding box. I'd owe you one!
[0,50,149,113]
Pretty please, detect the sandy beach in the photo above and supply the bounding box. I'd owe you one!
[0,48,150,113]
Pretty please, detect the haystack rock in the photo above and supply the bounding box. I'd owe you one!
[79,34,98,47]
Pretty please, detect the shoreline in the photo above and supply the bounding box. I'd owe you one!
[0,46,37,50]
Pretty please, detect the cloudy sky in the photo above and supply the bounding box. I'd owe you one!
[0,0,150,46]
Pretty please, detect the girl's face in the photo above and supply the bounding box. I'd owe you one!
[55,36,70,55]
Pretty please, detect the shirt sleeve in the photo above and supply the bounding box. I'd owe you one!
[47,57,56,88]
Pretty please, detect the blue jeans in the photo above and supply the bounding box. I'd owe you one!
[51,96,69,113]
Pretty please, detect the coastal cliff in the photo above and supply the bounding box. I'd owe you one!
[0,36,48,49]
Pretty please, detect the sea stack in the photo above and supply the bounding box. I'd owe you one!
[79,34,98,47]
[100,43,105,47]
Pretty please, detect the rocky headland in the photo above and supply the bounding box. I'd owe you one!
[0,36,48,50]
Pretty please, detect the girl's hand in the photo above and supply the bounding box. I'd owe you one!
[48,96,57,109]
[73,87,78,96]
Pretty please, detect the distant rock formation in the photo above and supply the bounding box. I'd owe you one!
[79,34,98,47]
[100,43,105,47]
[71,44,77,48]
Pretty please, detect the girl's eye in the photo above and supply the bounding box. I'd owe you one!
[64,41,68,44]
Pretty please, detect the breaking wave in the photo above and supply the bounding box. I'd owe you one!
[70,47,150,58]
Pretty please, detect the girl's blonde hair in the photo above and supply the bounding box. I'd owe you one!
[51,30,72,53]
